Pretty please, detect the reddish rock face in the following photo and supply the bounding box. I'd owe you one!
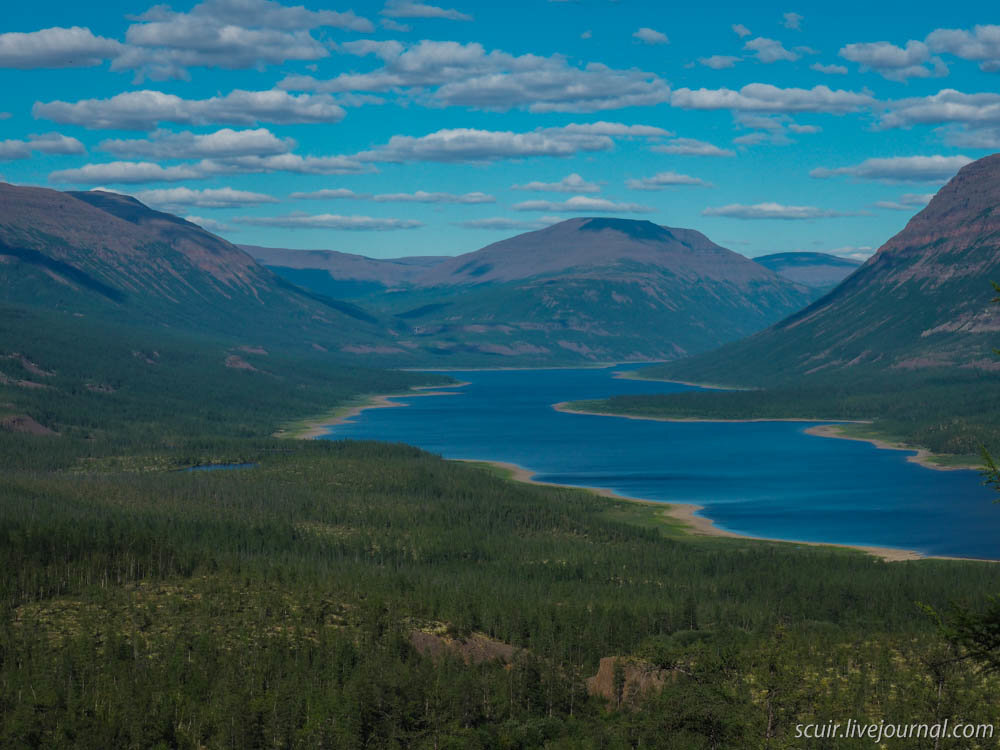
[665,153,1000,382]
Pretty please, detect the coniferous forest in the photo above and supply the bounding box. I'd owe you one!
[3,303,1000,749]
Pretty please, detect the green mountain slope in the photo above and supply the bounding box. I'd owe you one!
[646,155,1000,386]
[0,184,399,355]
[363,218,818,363]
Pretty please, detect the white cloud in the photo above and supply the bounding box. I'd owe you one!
[581,30,592,40]
[702,202,857,220]
[357,127,614,163]
[732,24,751,38]
[926,25,1000,73]
[626,171,711,190]
[0,141,32,161]
[744,37,799,63]
[184,215,233,233]
[114,0,372,81]
[196,153,372,176]
[381,0,472,21]
[811,62,848,75]
[50,161,202,184]
[699,55,740,69]
[810,155,972,182]
[34,89,346,130]
[547,122,671,137]
[879,89,1000,130]
[234,213,423,230]
[782,12,803,30]
[381,19,411,32]
[873,192,934,210]
[671,83,874,113]
[99,128,294,159]
[939,125,1000,148]
[372,190,494,203]
[650,137,735,157]
[633,27,669,45]
[290,188,367,199]
[733,133,769,146]
[279,39,670,113]
[454,217,549,230]
[0,26,122,69]
[512,173,601,193]
[839,40,947,82]
[134,186,279,208]
[0,112,10,120]
[512,195,651,213]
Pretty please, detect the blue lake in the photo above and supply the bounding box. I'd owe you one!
[322,366,1000,560]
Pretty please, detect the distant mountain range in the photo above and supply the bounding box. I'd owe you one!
[753,252,862,292]
[250,217,816,362]
[648,153,1000,385]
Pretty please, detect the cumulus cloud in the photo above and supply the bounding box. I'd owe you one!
[454,217,550,230]
[839,40,947,82]
[357,127,614,163]
[184,215,234,233]
[290,188,368,199]
[782,12,803,30]
[30,132,87,155]
[234,212,423,230]
[279,39,670,113]
[650,137,735,157]
[512,195,651,213]
[372,190,494,203]
[381,0,472,21]
[114,0,372,81]
[702,202,857,220]
[0,26,122,69]
[926,24,1000,73]
[873,192,935,210]
[732,24,751,38]
[699,55,740,69]
[196,153,372,176]
[810,155,972,182]
[133,186,279,209]
[633,27,669,45]
[671,83,874,113]
[547,122,671,137]
[49,161,202,184]
[0,141,32,161]
[878,89,1000,130]
[512,173,601,193]
[626,171,711,190]
[744,37,799,63]
[99,128,294,159]
[811,62,848,75]
[34,89,346,130]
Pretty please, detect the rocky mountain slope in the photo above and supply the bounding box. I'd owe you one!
[371,218,816,362]
[649,153,1000,384]
[0,184,395,354]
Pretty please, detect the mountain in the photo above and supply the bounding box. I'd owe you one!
[753,252,861,292]
[648,153,1000,385]
[241,244,449,298]
[365,217,816,362]
[0,184,400,354]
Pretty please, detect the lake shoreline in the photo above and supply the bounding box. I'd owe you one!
[459,459,997,564]
[552,402,979,471]
[279,383,469,439]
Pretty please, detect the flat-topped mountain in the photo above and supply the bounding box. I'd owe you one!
[415,218,792,287]
[753,252,861,292]
[650,153,1000,384]
[366,217,816,362]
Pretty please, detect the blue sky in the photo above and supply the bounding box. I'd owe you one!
[1,1,998,259]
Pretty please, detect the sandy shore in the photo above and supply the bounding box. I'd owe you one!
[284,383,469,439]
[459,459,931,563]
[611,371,752,390]
[552,401,862,424]
[803,424,979,472]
